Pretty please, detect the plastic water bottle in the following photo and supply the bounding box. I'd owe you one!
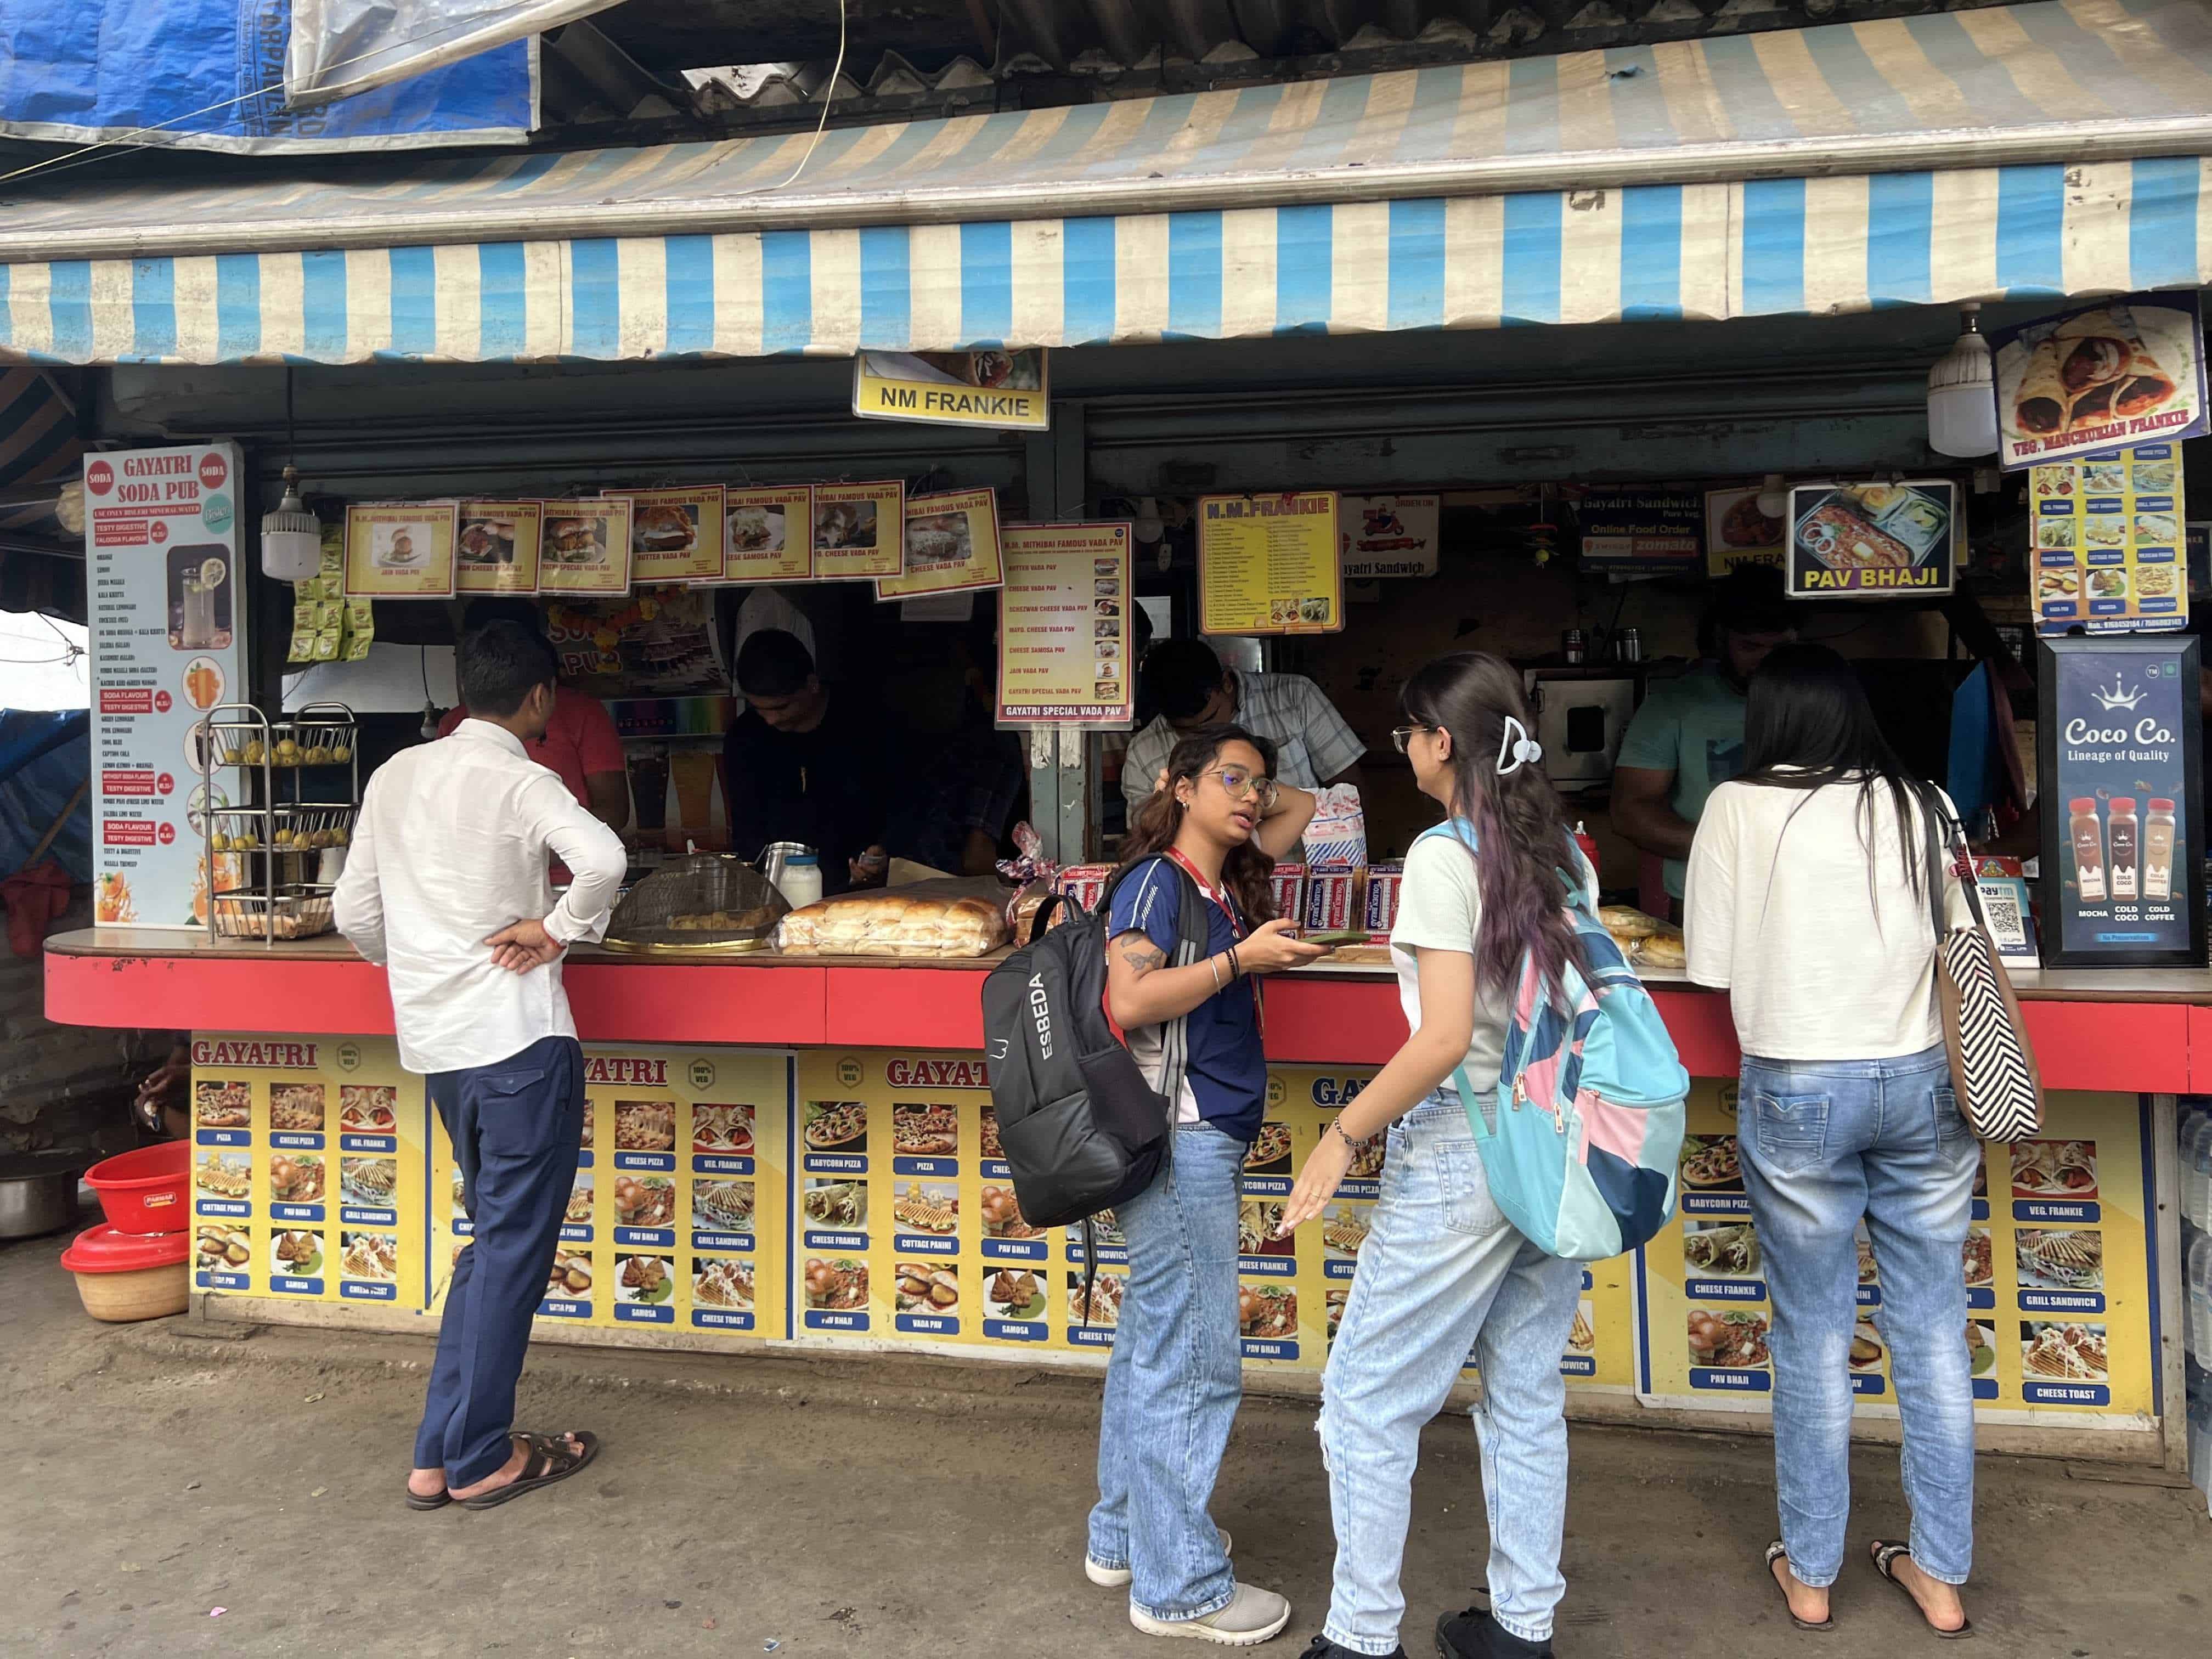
[2182,1104,2212,1232]
[2187,1219,2212,1370]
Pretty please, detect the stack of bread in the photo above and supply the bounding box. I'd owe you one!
[778,884,1011,958]
[1596,905,1686,972]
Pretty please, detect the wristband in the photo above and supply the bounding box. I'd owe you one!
[1209,955,1226,992]
[1331,1117,1359,1150]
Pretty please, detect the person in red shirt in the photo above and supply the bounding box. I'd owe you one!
[437,600,628,831]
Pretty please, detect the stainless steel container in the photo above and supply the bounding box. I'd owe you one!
[0,1153,83,1239]
[757,840,816,890]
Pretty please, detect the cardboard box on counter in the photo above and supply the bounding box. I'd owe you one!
[1268,863,1308,929]
[1364,861,1404,933]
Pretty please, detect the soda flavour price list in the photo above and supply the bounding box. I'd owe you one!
[188,1035,426,1308]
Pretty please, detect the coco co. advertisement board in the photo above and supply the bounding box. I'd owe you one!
[2038,636,2205,967]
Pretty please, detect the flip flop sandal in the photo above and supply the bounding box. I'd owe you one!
[458,1431,600,1511]
[1869,1541,1974,1639]
[403,1485,452,1512]
[1765,1542,1835,1632]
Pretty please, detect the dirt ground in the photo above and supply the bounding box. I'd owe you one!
[6,1217,2204,1659]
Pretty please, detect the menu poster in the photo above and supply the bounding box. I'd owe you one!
[1703,484,1787,577]
[607,486,726,584]
[1785,480,1958,599]
[188,1034,427,1310]
[811,481,905,581]
[2036,635,2204,967]
[1992,292,2208,471]
[997,522,1134,726]
[1577,487,1703,573]
[343,502,459,600]
[1639,1082,2157,1424]
[455,500,544,595]
[876,487,1003,601]
[724,486,815,584]
[83,443,251,929]
[1338,495,1440,579]
[432,1045,791,1338]
[852,349,1049,431]
[2030,446,2187,635]
[1199,493,1343,635]
[538,499,634,595]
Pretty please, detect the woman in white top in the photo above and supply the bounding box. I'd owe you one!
[1280,651,1592,1659]
[1683,643,1977,1640]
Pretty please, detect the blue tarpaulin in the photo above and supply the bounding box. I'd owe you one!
[0,710,88,881]
[0,0,535,154]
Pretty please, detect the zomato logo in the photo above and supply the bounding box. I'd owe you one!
[198,451,228,490]
[86,460,114,496]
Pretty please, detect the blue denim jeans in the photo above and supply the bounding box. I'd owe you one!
[1087,1121,1248,1621]
[1739,1046,1979,1589]
[1318,1099,1584,1651]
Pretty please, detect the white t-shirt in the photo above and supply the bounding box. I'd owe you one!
[1683,775,1971,1062]
[1390,827,1599,1095]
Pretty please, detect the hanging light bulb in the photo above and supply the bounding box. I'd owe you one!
[259,464,321,581]
[1133,496,1165,544]
[1755,473,1789,519]
[1927,301,1999,458]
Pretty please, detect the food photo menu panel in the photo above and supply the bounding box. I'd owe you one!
[1635,1084,2157,1425]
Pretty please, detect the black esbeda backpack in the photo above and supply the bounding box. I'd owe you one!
[980,866,1209,1231]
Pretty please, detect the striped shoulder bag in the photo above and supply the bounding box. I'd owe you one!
[1924,799,2043,1141]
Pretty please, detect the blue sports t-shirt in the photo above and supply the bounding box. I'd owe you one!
[1107,855,1266,1142]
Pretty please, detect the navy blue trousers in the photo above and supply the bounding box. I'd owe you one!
[414,1034,585,1486]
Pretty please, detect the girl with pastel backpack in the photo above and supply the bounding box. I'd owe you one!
[1279,651,1687,1659]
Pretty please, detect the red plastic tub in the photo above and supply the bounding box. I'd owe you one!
[60,1223,190,1322]
[83,1141,190,1235]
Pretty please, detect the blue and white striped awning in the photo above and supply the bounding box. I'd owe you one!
[2,0,2210,365]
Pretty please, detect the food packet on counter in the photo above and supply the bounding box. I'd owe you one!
[1267,863,1308,931]
[1304,783,1367,868]
[778,876,1014,958]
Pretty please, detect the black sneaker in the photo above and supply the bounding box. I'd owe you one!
[1435,1606,1553,1659]
[1297,1637,1404,1659]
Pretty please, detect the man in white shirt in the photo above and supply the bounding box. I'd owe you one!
[335,620,627,1511]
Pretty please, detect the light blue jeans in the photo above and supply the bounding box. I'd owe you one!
[1319,1099,1584,1651]
[1088,1121,1248,1622]
[1739,1045,1979,1589]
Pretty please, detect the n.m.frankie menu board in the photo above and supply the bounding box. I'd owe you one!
[2030,447,2187,635]
[430,1045,790,1339]
[188,1034,427,1310]
[83,443,251,929]
[2037,635,2204,967]
[1637,1083,2155,1426]
[997,523,1135,726]
[1198,493,1343,635]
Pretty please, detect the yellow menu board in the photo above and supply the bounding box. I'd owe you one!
[1637,1084,2154,1425]
[455,500,544,595]
[876,486,1003,600]
[811,481,905,580]
[343,502,458,600]
[2031,444,2188,634]
[608,486,726,584]
[1198,492,1343,635]
[996,522,1134,726]
[724,486,815,584]
[429,1045,789,1340]
[189,1033,426,1310]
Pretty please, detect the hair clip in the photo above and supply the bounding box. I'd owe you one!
[1496,715,1543,776]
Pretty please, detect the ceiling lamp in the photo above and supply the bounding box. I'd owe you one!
[1133,496,1164,544]
[259,464,321,582]
[1927,301,1999,458]
[1754,473,1788,518]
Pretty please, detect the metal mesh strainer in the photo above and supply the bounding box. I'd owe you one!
[601,853,790,955]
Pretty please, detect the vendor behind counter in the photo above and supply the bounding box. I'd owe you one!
[721,629,889,894]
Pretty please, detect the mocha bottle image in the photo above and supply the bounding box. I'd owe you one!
[2068,797,2107,902]
[2108,798,2140,901]
[2143,798,2178,900]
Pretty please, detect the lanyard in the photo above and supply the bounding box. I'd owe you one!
[1162,848,1263,1036]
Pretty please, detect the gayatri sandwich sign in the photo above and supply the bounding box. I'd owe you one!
[853,350,1049,431]
[1992,294,2209,471]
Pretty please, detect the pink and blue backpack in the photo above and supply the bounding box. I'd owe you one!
[1420,821,1688,1261]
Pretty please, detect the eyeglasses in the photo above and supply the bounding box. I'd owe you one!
[1390,724,1435,755]
[1199,766,1279,810]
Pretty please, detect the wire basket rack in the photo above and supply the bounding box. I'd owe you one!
[196,701,359,942]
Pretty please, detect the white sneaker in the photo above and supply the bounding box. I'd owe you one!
[1086,1528,1233,1588]
[1130,1583,1291,1646]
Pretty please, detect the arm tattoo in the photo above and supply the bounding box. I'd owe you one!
[1116,936,1167,977]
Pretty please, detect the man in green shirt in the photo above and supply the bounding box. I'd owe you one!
[1613,568,1796,911]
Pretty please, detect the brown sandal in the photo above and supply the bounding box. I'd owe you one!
[457,1431,599,1510]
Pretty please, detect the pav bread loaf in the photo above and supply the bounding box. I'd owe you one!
[779,887,1010,957]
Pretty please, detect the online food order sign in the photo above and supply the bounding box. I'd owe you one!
[2040,636,2205,967]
